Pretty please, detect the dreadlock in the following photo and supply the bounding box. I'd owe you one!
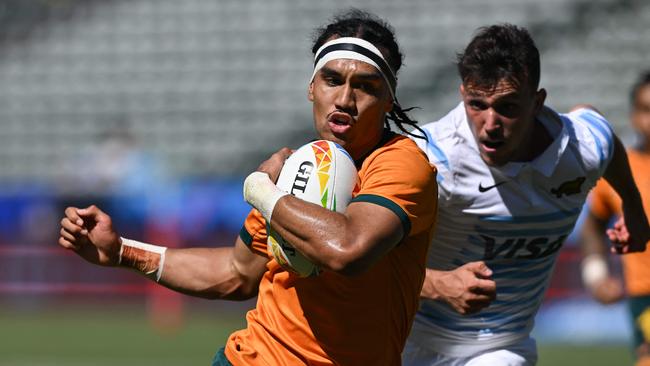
[386,105,425,140]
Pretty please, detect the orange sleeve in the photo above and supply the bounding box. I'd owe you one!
[352,141,438,237]
[239,208,270,257]
[588,178,619,221]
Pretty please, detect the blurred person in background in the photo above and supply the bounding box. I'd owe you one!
[579,71,650,366]
[406,24,650,366]
[58,9,438,366]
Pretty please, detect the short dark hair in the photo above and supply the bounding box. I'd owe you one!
[630,71,650,106]
[457,24,541,92]
[311,9,425,140]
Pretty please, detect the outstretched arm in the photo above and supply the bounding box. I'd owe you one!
[572,104,650,254]
[59,206,268,300]
[159,240,267,300]
[602,136,650,253]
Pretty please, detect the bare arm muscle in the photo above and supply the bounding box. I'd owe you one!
[159,237,268,300]
[269,196,403,275]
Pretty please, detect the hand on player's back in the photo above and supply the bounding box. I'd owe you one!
[59,205,121,266]
[431,261,497,315]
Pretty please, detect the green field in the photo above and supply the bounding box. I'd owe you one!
[0,300,249,366]
[538,345,633,366]
[0,301,635,366]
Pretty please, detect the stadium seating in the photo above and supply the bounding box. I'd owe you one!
[0,0,644,184]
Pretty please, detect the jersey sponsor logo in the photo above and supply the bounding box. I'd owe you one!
[478,181,507,193]
[550,176,586,198]
[291,161,314,195]
[481,234,568,259]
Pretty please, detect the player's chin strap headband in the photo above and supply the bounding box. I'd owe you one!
[310,37,398,103]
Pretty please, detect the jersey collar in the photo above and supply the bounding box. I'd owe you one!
[354,128,396,169]
[498,106,569,177]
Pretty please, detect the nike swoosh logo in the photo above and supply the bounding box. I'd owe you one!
[478,181,506,192]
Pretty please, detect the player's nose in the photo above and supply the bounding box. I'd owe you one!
[483,109,502,132]
[334,84,357,113]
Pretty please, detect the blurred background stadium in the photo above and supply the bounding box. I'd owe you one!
[0,0,647,364]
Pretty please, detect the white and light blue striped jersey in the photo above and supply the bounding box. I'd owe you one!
[409,102,615,356]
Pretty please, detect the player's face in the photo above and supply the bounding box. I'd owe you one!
[461,78,546,166]
[632,84,650,143]
[309,58,393,160]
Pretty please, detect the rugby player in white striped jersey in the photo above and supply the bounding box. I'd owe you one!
[404,24,650,366]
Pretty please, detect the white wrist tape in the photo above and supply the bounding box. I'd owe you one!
[581,254,609,289]
[119,237,167,282]
[243,171,288,222]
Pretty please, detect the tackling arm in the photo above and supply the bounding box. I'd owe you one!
[571,104,650,253]
[603,136,642,205]
[602,135,650,253]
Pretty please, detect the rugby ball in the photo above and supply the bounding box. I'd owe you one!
[268,140,358,277]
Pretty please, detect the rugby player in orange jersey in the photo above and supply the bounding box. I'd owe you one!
[58,9,438,366]
[580,71,650,366]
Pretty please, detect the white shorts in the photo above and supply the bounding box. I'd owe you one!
[402,337,538,366]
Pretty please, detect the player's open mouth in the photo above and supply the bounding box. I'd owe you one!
[481,140,505,152]
[328,112,353,134]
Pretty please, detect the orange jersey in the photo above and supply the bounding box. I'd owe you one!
[589,149,650,296]
[225,133,438,366]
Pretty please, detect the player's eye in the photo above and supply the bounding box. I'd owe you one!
[637,104,650,114]
[356,81,380,95]
[468,100,487,111]
[323,75,342,87]
[495,102,520,118]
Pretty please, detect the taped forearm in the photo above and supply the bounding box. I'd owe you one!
[119,238,167,282]
[243,171,288,222]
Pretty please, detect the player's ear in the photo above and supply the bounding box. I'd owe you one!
[384,97,394,113]
[308,82,314,102]
[460,84,466,98]
[534,88,547,113]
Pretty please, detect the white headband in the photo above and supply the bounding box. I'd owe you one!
[310,37,397,101]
